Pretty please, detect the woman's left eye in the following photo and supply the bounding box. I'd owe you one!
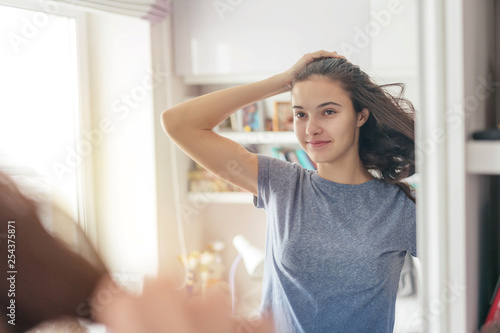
[324,109,337,115]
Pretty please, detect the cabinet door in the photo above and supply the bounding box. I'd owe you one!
[172,0,373,77]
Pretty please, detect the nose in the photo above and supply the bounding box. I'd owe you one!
[305,117,322,136]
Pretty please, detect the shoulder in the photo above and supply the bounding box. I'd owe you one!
[255,155,310,209]
[387,182,416,223]
[257,154,307,181]
[256,154,315,197]
[376,180,415,200]
[370,180,416,217]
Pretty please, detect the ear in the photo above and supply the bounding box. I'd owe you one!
[357,108,370,127]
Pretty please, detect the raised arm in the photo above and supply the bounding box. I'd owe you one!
[161,51,344,196]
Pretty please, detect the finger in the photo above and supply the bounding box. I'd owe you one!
[309,50,347,61]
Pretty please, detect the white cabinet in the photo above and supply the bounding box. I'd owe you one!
[172,0,372,79]
[171,0,420,108]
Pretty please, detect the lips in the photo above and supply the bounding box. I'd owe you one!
[307,140,331,148]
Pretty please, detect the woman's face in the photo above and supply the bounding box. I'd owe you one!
[291,76,368,165]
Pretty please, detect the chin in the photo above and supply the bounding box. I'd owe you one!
[308,154,331,164]
[308,151,341,165]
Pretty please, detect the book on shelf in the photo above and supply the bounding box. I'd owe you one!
[284,150,300,164]
[215,101,267,133]
[229,112,242,132]
[270,147,317,171]
[240,101,265,132]
[270,147,287,161]
[188,163,243,193]
[272,101,294,131]
[295,149,316,170]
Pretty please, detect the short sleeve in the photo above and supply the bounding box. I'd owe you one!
[410,226,417,257]
[408,202,417,257]
[253,154,303,210]
[253,154,270,209]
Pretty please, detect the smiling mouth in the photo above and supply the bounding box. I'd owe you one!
[307,140,331,148]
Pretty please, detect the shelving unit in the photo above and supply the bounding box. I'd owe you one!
[218,131,297,145]
[417,0,498,332]
[187,191,254,204]
[186,130,300,204]
[187,129,421,204]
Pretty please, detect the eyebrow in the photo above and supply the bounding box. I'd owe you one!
[292,101,343,109]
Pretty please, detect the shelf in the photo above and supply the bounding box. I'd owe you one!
[217,131,298,145]
[188,174,421,205]
[466,140,500,174]
[187,192,254,204]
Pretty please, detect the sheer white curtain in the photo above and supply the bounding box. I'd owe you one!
[61,0,169,22]
[0,0,170,22]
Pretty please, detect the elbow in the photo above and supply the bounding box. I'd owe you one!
[160,108,178,137]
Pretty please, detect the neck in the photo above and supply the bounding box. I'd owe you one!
[317,154,373,185]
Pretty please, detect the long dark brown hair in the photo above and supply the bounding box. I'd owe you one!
[292,58,416,202]
[0,171,107,332]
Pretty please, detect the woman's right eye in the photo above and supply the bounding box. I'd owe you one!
[294,112,306,118]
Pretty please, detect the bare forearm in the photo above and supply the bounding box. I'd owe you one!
[161,73,289,135]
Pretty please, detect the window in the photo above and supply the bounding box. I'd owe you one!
[0,4,87,228]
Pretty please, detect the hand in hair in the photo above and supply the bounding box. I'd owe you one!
[278,50,347,91]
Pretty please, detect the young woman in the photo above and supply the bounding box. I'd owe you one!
[161,50,416,333]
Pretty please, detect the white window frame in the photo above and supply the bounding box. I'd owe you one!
[0,0,97,246]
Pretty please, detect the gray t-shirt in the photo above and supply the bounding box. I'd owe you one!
[253,155,416,333]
